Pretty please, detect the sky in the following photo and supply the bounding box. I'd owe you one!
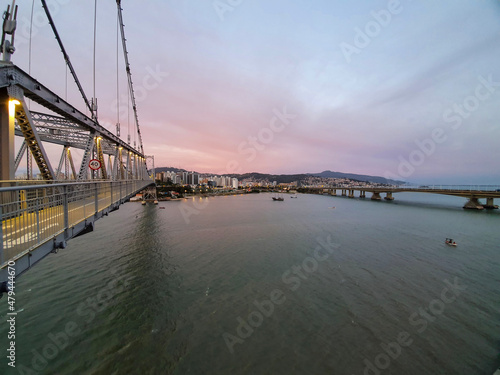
[9,0,500,184]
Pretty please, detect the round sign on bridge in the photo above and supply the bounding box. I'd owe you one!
[89,159,101,170]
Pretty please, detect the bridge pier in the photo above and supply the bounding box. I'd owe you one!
[341,189,346,197]
[348,189,354,198]
[360,191,366,198]
[483,197,498,209]
[463,197,484,210]
[384,192,394,201]
[371,192,382,201]
[331,189,336,196]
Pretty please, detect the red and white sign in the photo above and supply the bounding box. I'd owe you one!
[89,159,101,170]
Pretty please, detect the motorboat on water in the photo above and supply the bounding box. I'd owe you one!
[445,238,457,246]
[272,192,284,201]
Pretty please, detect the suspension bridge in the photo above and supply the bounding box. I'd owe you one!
[0,1,157,288]
[0,1,498,292]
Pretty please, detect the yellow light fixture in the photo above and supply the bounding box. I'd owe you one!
[8,99,21,117]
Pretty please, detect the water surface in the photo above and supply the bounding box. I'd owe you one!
[1,192,499,374]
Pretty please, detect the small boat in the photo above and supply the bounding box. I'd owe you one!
[445,238,457,246]
[272,192,284,201]
[159,206,165,209]
[141,201,146,205]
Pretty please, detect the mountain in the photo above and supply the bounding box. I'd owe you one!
[155,167,405,185]
[155,167,188,173]
[310,170,404,185]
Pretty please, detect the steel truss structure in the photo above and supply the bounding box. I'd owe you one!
[0,64,150,182]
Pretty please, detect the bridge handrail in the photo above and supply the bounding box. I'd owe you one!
[1,179,153,277]
[393,185,500,191]
[0,179,154,193]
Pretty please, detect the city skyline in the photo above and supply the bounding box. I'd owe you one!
[11,0,500,185]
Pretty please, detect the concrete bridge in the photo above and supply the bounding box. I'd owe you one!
[309,186,500,210]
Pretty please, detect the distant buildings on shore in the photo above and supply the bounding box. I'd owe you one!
[156,171,238,189]
[155,170,393,190]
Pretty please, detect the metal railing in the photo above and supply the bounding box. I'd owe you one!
[0,180,152,268]
[310,185,500,192]
[393,185,500,191]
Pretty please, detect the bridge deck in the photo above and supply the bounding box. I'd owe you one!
[0,180,153,280]
[354,188,500,198]
[321,186,500,198]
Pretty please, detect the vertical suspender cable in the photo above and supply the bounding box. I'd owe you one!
[116,12,120,134]
[28,0,34,108]
[92,0,97,121]
[65,65,68,100]
[27,0,35,176]
[128,80,130,144]
[28,1,34,76]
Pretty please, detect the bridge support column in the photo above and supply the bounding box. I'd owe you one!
[331,189,336,196]
[341,189,346,196]
[384,192,394,201]
[463,197,484,210]
[483,197,498,209]
[348,189,354,198]
[0,89,15,180]
[371,192,382,201]
[360,191,365,198]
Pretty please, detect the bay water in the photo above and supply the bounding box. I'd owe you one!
[1,192,499,374]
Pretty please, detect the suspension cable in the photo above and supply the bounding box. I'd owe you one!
[116,10,120,134]
[40,0,93,115]
[116,0,144,154]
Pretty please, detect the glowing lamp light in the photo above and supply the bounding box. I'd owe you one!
[8,99,21,117]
